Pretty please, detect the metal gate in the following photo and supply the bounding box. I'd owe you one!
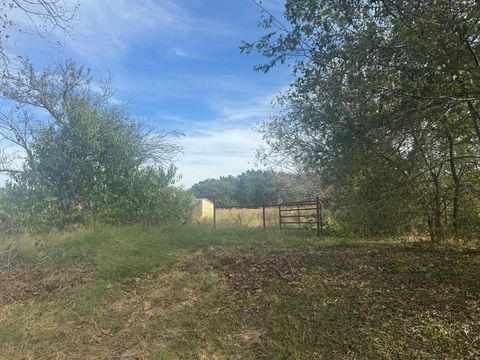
[212,196,323,236]
[279,196,323,236]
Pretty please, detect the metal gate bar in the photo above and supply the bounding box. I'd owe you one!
[213,196,323,236]
[278,196,322,236]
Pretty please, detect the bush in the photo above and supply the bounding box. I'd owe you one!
[0,60,185,230]
[101,167,194,226]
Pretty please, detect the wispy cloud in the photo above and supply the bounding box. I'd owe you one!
[164,89,283,186]
[177,127,263,187]
[209,94,275,124]
[166,47,210,61]
[66,0,234,62]
[0,0,291,188]
[156,87,281,132]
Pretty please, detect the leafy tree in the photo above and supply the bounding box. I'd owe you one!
[0,59,186,228]
[191,176,238,206]
[191,170,322,207]
[235,170,291,205]
[102,166,194,227]
[244,0,480,240]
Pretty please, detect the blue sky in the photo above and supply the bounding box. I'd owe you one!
[4,0,291,187]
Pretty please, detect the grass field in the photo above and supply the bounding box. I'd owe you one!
[215,205,318,229]
[1,225,479,359]
[215,207,279,228]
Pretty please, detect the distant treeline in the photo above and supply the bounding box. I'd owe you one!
[191,170,320,207]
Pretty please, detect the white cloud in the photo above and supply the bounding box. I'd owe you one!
[154,87,280,133]
[166,47,209,61]
[177,127,263,187]
[170,90,283,187]
[0,0,291,189]
[65,0,233,62]
[167,47,192,58]
[209,93,275,124]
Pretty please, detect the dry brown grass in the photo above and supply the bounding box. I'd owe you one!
[215,207,279,228]
[215,205,318,230]
[0,266,227,359]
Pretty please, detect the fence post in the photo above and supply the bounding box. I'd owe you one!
[213,201,216,229]
[316,195,321,237]
[278,204,282,229]
[262,204,266,230]
[320,201,323,230]
[297,206,300,229]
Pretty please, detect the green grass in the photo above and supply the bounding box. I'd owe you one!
[20,224,316,279]
[1,225,479,359]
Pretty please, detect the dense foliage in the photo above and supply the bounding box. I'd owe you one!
[244,0,480,240]
[191,170,322,207]
[0,60,193,229]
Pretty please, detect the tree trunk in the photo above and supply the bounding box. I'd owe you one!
[446,131,460,237]
[431,174,444,243]
[467,100,480,145]
[412,132,444,242]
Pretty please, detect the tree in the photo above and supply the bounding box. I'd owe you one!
[0,59,184,227]
[191,170,322,207]
[191,176,238,207]
[244,0,480,240]
[0,0,78,63]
